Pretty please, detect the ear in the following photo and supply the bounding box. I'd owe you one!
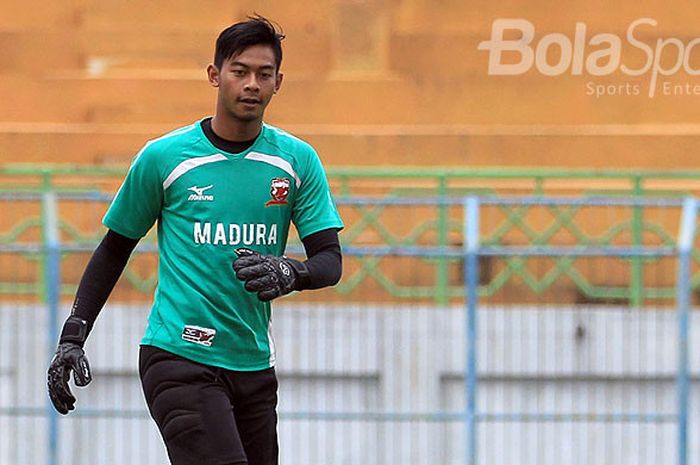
[274,72,284,94]
[207,64,220,87]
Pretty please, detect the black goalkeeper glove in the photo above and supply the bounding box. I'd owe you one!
[233,248,310,301]
[47,316,92,415]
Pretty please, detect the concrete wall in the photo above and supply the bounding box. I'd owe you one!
[0,302,697,465]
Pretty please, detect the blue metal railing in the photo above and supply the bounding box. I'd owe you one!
[676,198,698,465]
[468,195,694,465]
[0,193,695,465]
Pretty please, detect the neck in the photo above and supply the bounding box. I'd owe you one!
[210,114,262,141]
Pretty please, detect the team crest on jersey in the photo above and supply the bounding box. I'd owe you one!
[265,178,290,206]
[182,325,216,347]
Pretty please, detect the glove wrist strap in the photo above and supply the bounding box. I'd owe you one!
[287,258,311,290]
[59,315,89,346]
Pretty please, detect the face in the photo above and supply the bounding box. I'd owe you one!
[207,44,283,124]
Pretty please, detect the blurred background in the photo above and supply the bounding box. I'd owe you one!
[2,1,700,464]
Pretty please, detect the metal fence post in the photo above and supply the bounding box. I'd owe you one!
[464,196,480,465]
[631,176,644,307]
[41,177,61,465]
[436,175,449,305]
[676,197,696,465]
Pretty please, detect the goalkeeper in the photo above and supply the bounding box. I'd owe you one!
[46,15,343,465]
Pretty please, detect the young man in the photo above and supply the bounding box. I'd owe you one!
[47,16,343,465]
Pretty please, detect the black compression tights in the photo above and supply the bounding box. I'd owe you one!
[139,345,279,465]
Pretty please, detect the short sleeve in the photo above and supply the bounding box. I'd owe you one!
[103,145,164,239]
[292,148,344,239]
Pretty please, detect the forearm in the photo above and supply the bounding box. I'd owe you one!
[63,229,138,344]
[298,246,341,290]
[297,228,342,291]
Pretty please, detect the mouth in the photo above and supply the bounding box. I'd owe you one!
[239,97,261,106]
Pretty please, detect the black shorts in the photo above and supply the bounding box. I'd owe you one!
[139,345,279,465]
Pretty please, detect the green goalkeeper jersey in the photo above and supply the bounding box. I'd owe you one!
[103,120,344,371]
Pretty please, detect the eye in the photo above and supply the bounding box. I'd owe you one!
[260,72,273,79]
[232,69,246,77]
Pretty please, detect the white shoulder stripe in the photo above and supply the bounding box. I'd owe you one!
[161,123,197,139]
[264,123,304,143]
[244,151,301,188]
[150,123,197,147]
[132,124,198,164]
[162,154,227,190]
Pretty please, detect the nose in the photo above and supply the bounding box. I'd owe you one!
[244,74,260,92]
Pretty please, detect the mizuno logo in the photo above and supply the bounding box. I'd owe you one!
[187,184,214,201]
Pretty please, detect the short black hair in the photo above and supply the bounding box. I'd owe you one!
[214,15,285,71]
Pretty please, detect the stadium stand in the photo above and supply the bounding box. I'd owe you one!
[2,0,700,168]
